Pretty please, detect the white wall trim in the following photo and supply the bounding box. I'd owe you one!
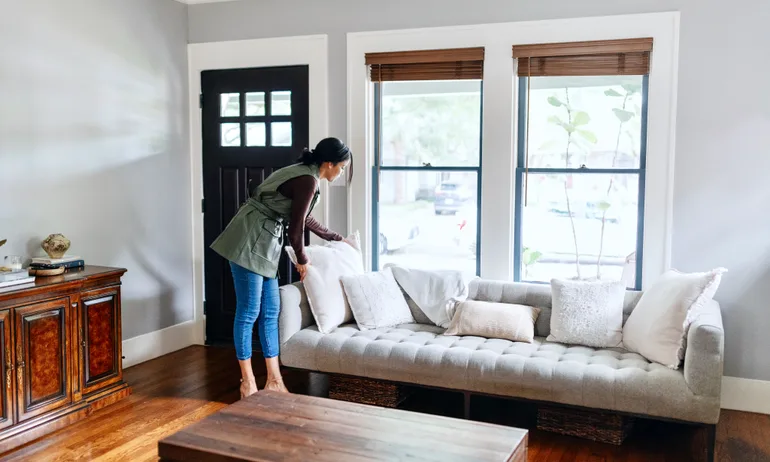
[721,376,770,415]
[347,12,680,286]
[188,35,330,344]
[122,320,197,369]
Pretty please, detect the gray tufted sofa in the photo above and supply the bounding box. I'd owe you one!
[278,278,724,429]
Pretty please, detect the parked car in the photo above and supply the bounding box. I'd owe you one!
[434,182,473,215]
[379,220,420,255]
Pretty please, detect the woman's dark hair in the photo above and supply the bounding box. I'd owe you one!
[298,137,353,182]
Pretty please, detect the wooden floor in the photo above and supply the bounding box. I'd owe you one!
[2,345,768,462]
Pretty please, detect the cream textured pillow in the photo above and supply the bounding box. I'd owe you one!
[622,267,727,369]
[444,300,541,343]
[284,233,364,334]
[340,267,415,330]
[547,279,625,348]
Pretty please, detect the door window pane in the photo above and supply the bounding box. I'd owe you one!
[380,80,481,167]
[220,93,240,117]
[271,122,292,146]
[221,123,241,147]
[378,171,478,278]
[246,123,266,147]
[524,76,644,169]
[519,173,639,286]
[271,91,292,116]
[245,92,266,116]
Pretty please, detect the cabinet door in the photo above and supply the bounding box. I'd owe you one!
[0,310,14,430]
[81,287,122,395]
[15,297,72,422]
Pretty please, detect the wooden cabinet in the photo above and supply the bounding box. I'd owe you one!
[0,266,130,453]
[0,311,14,432]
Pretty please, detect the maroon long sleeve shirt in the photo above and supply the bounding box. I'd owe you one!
[277,175,343,265]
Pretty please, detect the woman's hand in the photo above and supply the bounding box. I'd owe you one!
[295,263,310,281]
[342,237,357,249]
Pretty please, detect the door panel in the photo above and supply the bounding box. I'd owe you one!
[15,297,71,422]
[202,65,309,346]
[0,310,14,430]
[81,287,122,395]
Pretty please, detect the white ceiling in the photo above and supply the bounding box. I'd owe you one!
[175,0,240,4]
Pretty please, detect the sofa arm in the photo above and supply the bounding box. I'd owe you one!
[278,282,315,345]
[684,299,724,397]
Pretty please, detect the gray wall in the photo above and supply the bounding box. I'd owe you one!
[189,0,770,381]
[0,0,192,339]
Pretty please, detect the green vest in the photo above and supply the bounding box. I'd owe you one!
[210,163,321,279]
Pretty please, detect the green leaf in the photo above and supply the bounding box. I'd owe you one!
[547,96,563,107]
[622,83,642,94]
[573,111,590,126]
[598,200,612,211]
[547,115,564,126]
[604,89,623,97]
[577,130,597,143]
[613,108,635,123]
[522,248,543,266]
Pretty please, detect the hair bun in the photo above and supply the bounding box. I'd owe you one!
[298,148,316,164]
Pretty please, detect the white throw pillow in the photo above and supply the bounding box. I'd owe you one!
[388,265,469,328]
[340,267,415,330]
[284,232,364,334]
[622,267,727,369]
[445,300,541,343]
[547,279,626,348]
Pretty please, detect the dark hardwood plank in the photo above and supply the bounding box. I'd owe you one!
[0,345,766,462]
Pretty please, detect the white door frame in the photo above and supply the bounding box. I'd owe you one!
[187,35,329,344]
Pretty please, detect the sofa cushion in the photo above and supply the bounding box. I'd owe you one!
[468,279,643,338]
[281,323,719,424]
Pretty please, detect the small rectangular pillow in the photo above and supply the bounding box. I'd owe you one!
[340,267,415,331]
[285,232,364,334]
[444,300,541,343]
[622,267,727,369]
[547,278,625,348]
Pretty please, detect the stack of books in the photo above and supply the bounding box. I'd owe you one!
[29,255,85,271]
[0,269,35,289]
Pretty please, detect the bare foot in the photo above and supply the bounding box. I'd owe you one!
[240,379,258,398]
[263,378,289,393]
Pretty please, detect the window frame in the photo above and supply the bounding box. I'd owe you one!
[512,75,650,289]
[346,13,680,289]
[371,81,484,276]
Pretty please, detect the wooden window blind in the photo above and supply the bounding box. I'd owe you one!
[512,38,653,76]
[366,47,484,82]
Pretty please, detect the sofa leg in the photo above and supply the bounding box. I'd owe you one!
[463,392,471,420]
[704,424,716,462]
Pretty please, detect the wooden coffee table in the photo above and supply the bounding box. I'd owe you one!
[158,390,527,461]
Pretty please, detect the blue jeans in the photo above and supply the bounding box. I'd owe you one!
[229,261,280,360]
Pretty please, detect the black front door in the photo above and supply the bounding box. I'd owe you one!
[201,65,309,346]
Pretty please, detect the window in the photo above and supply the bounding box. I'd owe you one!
[368,48,484,277]
[513,39,652,289]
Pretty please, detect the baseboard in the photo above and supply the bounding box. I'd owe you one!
[121,320,197,369]
[721,376,770,415]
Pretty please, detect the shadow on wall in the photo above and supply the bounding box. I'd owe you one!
[0,0,192,341]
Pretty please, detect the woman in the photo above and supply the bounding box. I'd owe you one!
[210,137,352,398]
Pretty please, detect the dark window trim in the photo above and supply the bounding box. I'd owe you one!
[513,75,649,290]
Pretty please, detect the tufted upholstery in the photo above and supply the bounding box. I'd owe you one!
[279,279,723,425]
